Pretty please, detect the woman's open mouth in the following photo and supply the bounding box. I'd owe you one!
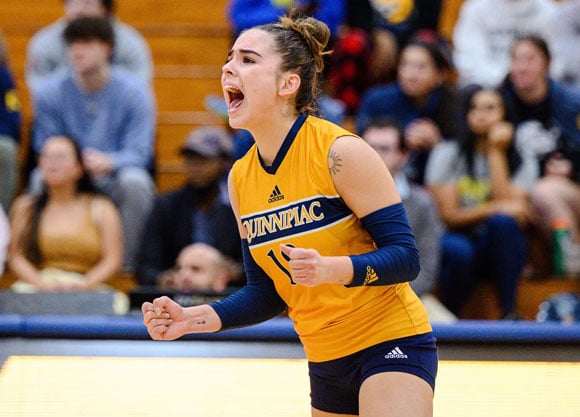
[224,85,245,112]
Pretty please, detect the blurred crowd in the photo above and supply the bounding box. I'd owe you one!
[0,0,578,321]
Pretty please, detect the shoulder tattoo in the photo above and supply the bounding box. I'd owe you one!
[328,150,343,176]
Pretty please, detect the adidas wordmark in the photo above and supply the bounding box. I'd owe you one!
[268,185,284,203]
[384,347,408,359]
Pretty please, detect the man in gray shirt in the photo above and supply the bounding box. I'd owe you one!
[26,0,152,92]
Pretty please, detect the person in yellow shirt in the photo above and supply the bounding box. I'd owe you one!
[143,10,437,417]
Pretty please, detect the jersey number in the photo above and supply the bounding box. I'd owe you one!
[266,245,296,285]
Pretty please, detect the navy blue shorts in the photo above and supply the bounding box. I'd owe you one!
[308,332,438,415]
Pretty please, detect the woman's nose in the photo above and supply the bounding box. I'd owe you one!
[222,59,235,75]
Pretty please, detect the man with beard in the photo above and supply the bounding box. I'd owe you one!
[135,127,242,287]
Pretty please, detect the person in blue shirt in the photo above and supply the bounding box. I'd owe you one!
[500,35,580,275]
[0,32,21,213]
[228,0,346,40]
[31,16,156,272]
[356,34,460,184]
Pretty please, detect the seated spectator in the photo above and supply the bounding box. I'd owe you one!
[499,35,580,274]
[158,243,241,293]
[8,135,123,291]
[366,0,442,47]
[26,0,152,92]
[0,205,8,276]
[0,31,21,213]
[31,16,156,272]
[227,3,347,126]
[135,126,242,287]
[425,86,538,319]
[362,117,456,322]
[337,0,443,108]
[548,0,580,89]
[228,0,346,41]
[452,0,558,87]
[357,33,459,184]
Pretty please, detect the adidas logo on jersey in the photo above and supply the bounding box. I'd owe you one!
[384,347,408,359]
[268,185,285,203]
[363,266,379,285]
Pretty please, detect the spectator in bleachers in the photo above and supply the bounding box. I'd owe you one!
[8,135,123,291]
[548,0,580,89]
[227,0,347,126]
[452,0,559,88]
[0,205,8,276]
[31,17,156,272]
[361,117,456,322]
[26,0,152,93]
[158,243,241,293]
[357,32,460,184]
[0,31,21,213]
[135,126,242,288]
[330,1,443,116]
[339,1,444,53]
[425,86,538,319]
[501,35,580,166]
[499,35,580,274]
[228,0,346,40]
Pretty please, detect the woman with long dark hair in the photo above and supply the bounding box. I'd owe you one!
[425,86,538,319]
[9,135,123,291]
[356,33,459,184]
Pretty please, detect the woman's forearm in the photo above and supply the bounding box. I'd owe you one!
[8,253,44,287]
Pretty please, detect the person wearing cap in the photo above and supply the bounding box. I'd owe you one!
[135,126,242,288]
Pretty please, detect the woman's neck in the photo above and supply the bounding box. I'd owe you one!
[47,185,79,204]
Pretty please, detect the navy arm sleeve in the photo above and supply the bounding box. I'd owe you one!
[347,202,420,287]
[210,239,287,330]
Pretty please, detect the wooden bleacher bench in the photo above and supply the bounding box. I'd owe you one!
[2,0,231,193]
[2,0,578,320]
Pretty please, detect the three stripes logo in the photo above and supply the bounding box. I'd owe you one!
[363,265,379,285]
[384,347,408,359]
[268,185,285,203]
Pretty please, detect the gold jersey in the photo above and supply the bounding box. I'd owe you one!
[231,114,431,362]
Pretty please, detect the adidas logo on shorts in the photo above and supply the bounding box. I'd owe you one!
[384,347,408,359]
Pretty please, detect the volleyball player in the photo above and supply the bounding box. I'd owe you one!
[143,11,437,417]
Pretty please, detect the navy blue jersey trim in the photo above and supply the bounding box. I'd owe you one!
[259,113,308,175]
[241,195,352,246]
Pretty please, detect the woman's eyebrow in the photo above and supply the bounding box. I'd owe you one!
[227,49,263,58]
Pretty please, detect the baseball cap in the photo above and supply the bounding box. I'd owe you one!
[180,126,233,159]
